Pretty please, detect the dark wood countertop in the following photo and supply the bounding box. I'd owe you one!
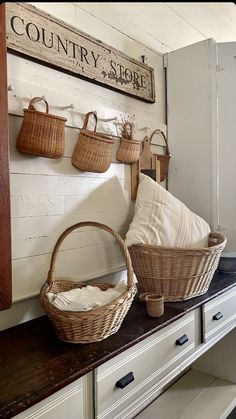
[0,271,236,418]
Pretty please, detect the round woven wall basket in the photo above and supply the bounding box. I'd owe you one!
[72,112,114,173]
[16,97,67,159]
[116,122,141,164]
[40,221,136,344]
[128,232,226,301]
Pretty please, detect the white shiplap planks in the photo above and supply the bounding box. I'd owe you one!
[165,3,236,42]
[8,2,165,303]
[6,1,236,319]
[71,2,236,54]
[77,2,204,52]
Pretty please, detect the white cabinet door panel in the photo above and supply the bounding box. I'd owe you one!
[13,378,84,419]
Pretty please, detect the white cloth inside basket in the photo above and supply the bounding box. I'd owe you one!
[47,281,127,312]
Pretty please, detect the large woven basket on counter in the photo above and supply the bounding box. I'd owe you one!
[128,232,226,301]
[40,222,136,344]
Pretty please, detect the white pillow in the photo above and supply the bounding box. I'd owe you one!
[125,174,210,248]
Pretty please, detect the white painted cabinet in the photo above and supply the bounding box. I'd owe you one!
[94,311,200,419]
[9,287,236,419]
[166,39,236,253]
[202,287,236,343]
[13,374,93,419]
[136,289,236,419]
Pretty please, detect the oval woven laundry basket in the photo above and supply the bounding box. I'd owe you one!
[40,222,136,343]
[128,232,226,302]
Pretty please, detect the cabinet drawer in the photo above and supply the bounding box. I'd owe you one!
[95,310,199,419]
[202,286,236,343]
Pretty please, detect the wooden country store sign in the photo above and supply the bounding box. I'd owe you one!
[6,3,155,103]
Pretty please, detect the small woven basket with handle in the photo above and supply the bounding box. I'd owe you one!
[40,221,136,343]
[16,97,67,159]
[72,112,115,173]
[116,122,141,164]
[150,129,171,182]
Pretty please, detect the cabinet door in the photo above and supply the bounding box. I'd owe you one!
[218,42,236,252]
[13,377,86,419]
[166,39,218,230]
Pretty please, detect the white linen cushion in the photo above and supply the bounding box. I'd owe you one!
[125,174,210,248]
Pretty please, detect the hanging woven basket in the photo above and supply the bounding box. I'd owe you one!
[72,111,115,173]
[150,129,171,182]
[116,122,141,164]
[16,97,67,159]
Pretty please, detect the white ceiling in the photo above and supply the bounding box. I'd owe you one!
[76,2,236,53]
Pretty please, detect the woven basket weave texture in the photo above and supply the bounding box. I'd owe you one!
[116,122,141,164]
[16,97,67,159]
[72,112,114,173]
[145,294,164,317]
[129,232,226,301]
[40,221,136,343]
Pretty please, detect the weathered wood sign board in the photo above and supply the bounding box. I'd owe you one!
[6,3,155,103]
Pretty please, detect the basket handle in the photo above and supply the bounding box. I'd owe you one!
[122,122,133,140]
[28,97,49,113]
[82,111,98,132]
[47,221,134,288]
[150,129,171,156]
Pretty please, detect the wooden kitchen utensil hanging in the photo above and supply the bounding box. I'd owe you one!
[72,111,114,173]
[149,129,171,182]
[16,97,67,158]
[116,122,141,163]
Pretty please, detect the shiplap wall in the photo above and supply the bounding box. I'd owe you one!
[2,2,236,330]
[2,2,165,330]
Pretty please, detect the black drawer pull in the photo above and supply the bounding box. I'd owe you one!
[213,312,223,321]
[115,372,134,389]
[175,334,189,346]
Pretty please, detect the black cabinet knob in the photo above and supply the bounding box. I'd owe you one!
[115,372,134,389]
[212,311,223,321]
[175,334,189,346]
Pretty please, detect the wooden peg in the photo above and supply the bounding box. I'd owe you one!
[131,160,139,201]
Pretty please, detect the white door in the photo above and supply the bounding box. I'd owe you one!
[166,38,236,252]
[217,42,236,252]
[166,38,218,230]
